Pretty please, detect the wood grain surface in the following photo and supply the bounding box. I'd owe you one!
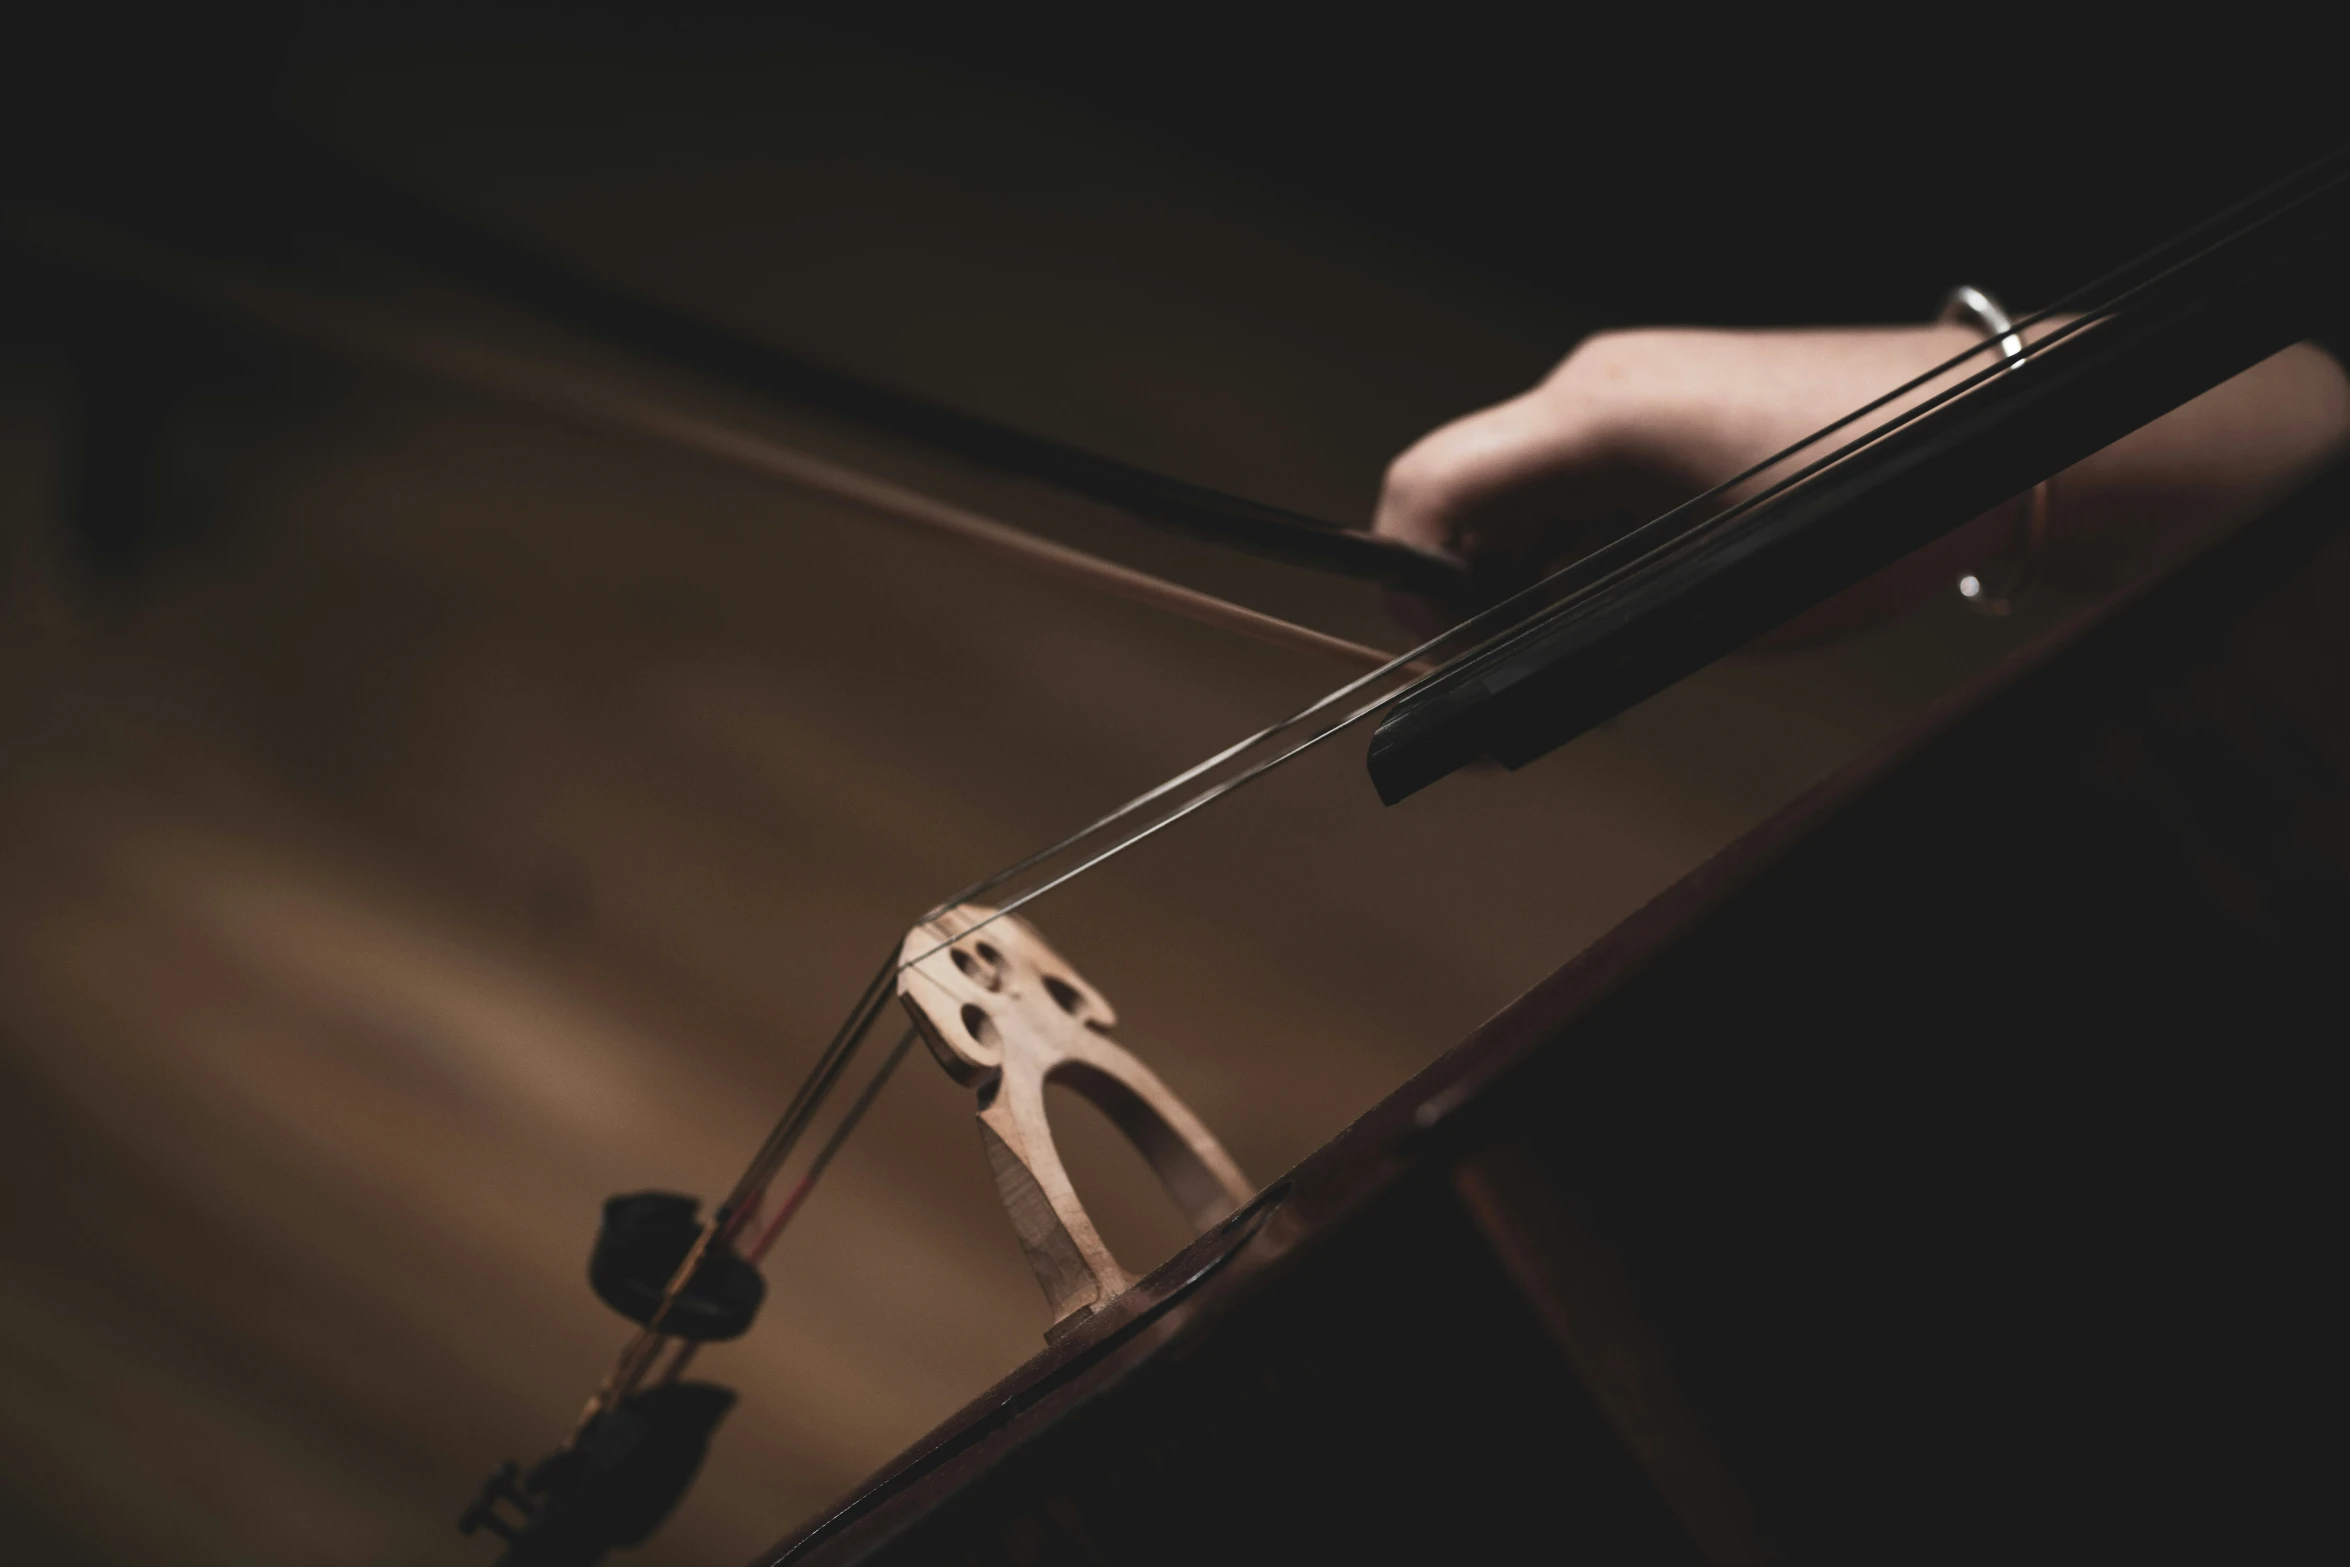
[0,42,2061,1567]
[897,905,1253,1335]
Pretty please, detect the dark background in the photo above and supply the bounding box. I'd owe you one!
[14,8,2339,332]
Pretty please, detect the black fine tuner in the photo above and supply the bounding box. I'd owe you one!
[586,1191,765,1342]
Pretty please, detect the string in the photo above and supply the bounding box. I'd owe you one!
[825,150,2350,1203]
[904,152,2350,932]
[746,1027,924,1264]
[577,312,2027,1425]
[639,1026,927,1394]
[575,148,2350,1429]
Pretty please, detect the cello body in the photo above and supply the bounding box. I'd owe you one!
[765,464,2350,1566]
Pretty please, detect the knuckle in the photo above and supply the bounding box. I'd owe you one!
[1381,435,1459,506]
[1377,438,1472,544]
[1550,328,1652,388]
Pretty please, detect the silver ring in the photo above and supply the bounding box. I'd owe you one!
[1938,285,2050,617]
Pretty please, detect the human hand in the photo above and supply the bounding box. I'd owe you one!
[1374,324,2350,642]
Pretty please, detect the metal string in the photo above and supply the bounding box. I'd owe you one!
[900,152,2350,940]
[579,312,2029,1422]
[581,150,2350,1423]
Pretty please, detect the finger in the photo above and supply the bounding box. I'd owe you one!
[1374,394,1556,558]
[1375,385,1664,578]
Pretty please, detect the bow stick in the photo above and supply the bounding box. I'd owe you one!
[10,210,1444,676]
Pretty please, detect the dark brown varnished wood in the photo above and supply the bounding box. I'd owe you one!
[761,458,2350,1567]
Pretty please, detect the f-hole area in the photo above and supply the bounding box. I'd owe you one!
[1042,1078,1197,1278]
